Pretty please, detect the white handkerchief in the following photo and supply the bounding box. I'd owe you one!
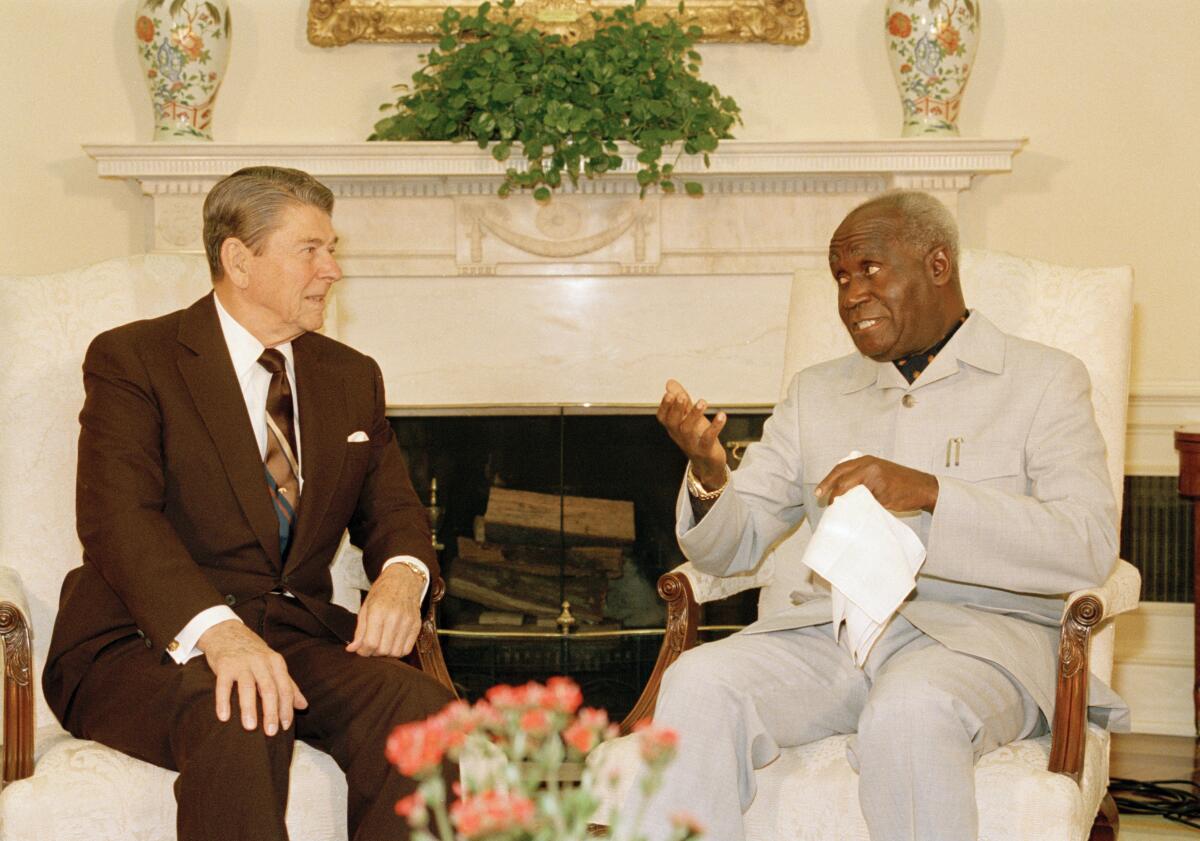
[347,430,369,443]
[801,461,926,666]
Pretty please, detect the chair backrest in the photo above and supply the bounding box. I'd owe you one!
[0,255,351,729]
[759,250,1135,670]
[0,255,213,727]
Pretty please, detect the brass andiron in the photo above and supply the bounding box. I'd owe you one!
[427,478,445,552]
[556,601,576,634]
[725,439,755,463]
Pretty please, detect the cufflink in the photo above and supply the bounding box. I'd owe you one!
[167,640,180,653]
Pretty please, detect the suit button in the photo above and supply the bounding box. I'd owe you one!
[144,638,153,649]
[225,594,237,606]
[901,394,916,408]
[136,629,145,638]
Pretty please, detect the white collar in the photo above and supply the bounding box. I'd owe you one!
[212,292,295,379]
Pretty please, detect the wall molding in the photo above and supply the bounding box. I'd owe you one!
[1127,380,1200,476]
[1113,602,1194,735]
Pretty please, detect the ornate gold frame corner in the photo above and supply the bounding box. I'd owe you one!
[308,0,809,46]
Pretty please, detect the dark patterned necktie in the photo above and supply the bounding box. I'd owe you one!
[258,349,300,553]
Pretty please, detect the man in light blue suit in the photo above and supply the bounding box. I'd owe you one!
[640,191,1126,841]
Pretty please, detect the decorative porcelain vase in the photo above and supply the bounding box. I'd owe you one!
[135,0,231,142]
[884,0,980,137]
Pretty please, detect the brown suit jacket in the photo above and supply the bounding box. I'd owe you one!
[43,293,437,722]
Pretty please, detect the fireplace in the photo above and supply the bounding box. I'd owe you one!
[390,407,767,718]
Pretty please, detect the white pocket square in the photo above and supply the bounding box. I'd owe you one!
[347,431,369,443]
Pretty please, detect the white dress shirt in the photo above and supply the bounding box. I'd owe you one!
[168,294,428,663]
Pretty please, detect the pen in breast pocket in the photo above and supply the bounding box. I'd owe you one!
[945,437,964,467]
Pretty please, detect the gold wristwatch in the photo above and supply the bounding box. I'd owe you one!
[686,462,730,501]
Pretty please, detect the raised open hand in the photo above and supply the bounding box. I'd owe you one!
[656,379,728,490]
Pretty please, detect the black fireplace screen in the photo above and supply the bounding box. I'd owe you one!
[389,409,767,720]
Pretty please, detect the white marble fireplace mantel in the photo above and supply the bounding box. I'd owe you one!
[86,139,1024,409]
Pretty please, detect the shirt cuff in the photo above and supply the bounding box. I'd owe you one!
[382,555,430,602]
[171,605,241,665]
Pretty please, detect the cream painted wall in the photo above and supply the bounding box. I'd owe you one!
[2,0,1197,387]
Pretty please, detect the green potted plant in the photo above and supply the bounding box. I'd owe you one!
[369,0,742,200]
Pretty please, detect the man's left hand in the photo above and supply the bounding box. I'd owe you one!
[346,564,424,657]
[815,455,939,513]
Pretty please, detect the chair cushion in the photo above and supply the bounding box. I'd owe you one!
[0,727,348,841]
[588,725,1110,841]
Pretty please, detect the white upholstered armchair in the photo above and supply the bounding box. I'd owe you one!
[0,256,454,840]
[594,250,1141,841]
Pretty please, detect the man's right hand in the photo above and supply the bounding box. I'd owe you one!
[197,619,308,736]
[656,379,728,490]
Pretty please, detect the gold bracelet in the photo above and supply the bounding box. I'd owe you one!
[686,463,729,501]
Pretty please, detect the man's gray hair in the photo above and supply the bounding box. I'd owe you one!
[203,166,335,281]
[853,189,960,263]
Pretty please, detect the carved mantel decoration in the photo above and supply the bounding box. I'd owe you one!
[308,0,810,46]
[84,139,1024,278]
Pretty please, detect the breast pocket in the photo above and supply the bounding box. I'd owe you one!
[931,439,1023,490]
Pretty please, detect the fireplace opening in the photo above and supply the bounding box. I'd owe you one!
[390,407,769,719]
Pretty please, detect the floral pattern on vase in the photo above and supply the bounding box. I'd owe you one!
[885,0,979,137]
[135,0,231,142]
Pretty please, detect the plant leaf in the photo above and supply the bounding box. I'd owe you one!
[366,0,739,200]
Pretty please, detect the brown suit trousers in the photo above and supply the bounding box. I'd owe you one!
[64,591,454,841]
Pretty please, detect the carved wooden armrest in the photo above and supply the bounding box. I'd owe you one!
[412,576,457,698]
[1048,559,1141,780]
[619,571,700,733]
[0,567,34,787]
[676,560,775,605]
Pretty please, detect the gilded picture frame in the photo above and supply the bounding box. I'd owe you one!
[307,0,809,46]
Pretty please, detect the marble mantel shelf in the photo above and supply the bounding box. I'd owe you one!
[85,139,1025,195]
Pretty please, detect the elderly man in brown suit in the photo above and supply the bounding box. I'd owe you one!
[43,167,452,841]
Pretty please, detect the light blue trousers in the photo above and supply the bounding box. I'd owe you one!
[627,616,1044,841]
